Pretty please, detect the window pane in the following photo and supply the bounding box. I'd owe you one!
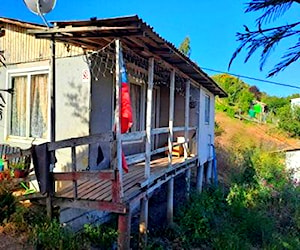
[130,84,141,132]
[11,76,27,137]
[205,95,210,124]
[30,74,48,138]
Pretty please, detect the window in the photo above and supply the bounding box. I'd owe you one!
[129,83,144,132]
[204,94,210,124]
[10,72,49,139]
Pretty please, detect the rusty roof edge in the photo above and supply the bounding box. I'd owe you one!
[136,16,227,97]
[0,16,47,30]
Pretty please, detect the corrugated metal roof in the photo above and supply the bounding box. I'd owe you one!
[12,15,227,97]
[0,16,46,30]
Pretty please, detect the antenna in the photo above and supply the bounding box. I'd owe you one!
[23,0,56,27]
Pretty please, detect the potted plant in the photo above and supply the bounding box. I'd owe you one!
[11,162,27,178]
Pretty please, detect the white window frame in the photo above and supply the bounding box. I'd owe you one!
[5,66,50,143]
[204,94,210,125]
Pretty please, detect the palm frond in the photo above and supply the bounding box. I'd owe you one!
[268,40,300,77]
[245,0,293,23]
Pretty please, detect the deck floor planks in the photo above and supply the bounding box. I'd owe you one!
[79,179,110,199]
[56,179,90,197]
[53,156,195,204]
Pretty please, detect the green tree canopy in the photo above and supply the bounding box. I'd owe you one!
[179,36,191,57]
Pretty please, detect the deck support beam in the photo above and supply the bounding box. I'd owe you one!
[145,57,154,179]
[118,211,132,250]
[196,163,204,192]
[167,177,174,225]
[168,69,175,167]
[185,168,191,200]
[207,160,213,184]
[139,196,149,248]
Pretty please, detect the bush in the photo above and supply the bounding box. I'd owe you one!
[0,183,16,224]
[30,219,88,250]
[83,223,118,249]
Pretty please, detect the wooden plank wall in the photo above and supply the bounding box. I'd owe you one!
[0,23,84,65]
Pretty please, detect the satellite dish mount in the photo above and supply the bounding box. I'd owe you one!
[23,0,56,27]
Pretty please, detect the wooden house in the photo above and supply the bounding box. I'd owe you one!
[0,16,226,249]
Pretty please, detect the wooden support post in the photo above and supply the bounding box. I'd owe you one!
[185,167,191,200]
[207,160,213,184]
[118,211,132,250]
[168,69,175,168]
[196,163,204,193]
[184,80,190,159]
[145,57,154,179]
[139,196,149,249]
[115,39,124,198]
[46,193,52,218]
[71,146,78,199]
[167,177,174,225]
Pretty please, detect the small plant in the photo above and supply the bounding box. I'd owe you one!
[0,182,16,224]
[83,223,118,249]
[30,219,88,250]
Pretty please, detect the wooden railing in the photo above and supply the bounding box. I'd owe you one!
[47,132,123,202]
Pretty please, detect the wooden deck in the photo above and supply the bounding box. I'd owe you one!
[52,156,197,212]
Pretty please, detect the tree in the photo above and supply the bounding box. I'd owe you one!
[229,0,300,77]
[179,36,191,57]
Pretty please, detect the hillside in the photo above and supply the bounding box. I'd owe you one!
[215,111,300,184]
[215,111,300,151]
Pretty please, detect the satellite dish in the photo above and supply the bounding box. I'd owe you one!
[23,0,56,15]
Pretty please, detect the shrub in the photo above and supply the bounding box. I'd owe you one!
[30,219,88,250]
[83,223,118,249]
[0,183,16,224]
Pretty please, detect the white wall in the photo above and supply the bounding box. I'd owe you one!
[198,86,215,165]
[286,150,300,184]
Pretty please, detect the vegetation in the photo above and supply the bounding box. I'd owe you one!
[147,147,300,249]
[178,36,191,57]
[0,181,118,249]
[213,73,300,137]
[229,0,300,77]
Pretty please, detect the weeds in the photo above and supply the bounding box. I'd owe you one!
[148,148,300,249]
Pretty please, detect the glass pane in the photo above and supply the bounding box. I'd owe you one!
[30,74,48,138]
[130,84,141,132]
[11,76,27,137]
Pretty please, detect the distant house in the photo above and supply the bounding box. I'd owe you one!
[291,97,300,108]
[0,16,226,249]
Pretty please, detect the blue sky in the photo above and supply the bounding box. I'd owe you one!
[1,0,299,97]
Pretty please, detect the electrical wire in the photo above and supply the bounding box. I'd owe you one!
[201,67,300,90]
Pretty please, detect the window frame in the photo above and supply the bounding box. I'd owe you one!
[204,94,210,125]
[6,66,50,143]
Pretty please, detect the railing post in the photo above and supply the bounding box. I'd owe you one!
[184,80,190,159]
[145,57,154,179]
[115,39,124,198]
[71,146,78,199]
[168,69,175,168]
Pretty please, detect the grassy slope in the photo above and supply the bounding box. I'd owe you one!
[215,111,300,184]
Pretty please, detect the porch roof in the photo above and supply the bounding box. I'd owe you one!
[29,15,227,97]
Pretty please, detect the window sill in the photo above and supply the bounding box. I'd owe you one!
[6,136,49,146]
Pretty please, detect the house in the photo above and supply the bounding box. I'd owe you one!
[0,16,226,249]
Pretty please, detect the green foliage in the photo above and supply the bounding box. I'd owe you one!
[83,223,118,249]
[278,105,300,137]
[178,36,191,57]
[148,148,300,249]
[30,219,88,250]
[213,74,255,116]
[0,183,16,224]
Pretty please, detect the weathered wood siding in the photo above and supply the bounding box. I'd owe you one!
[0,23,84,65]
